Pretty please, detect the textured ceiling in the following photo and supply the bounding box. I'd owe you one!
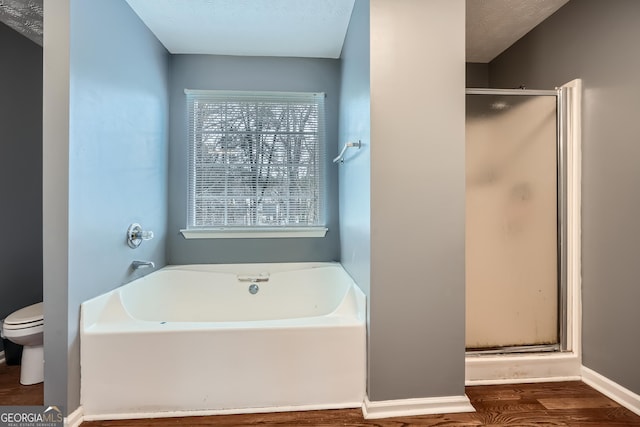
[0,0,569,63]
[125,0,355,58]
[0,0,42,46]
[466,0,570,63]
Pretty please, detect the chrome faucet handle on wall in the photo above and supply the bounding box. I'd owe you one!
[127,223,154,248]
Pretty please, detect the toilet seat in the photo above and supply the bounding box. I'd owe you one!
[4,302,43,329]
[2,323,43,340]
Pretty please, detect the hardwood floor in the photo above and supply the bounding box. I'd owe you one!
[80,381,640,426]
[2,364,638,426]
[0,361,44,406]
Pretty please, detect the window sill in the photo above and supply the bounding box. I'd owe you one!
[180,227,328,239]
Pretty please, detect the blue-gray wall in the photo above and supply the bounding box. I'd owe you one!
[339,0,370,297]
[490,0,640,395]
[0,22,43,352]
[43,0,169,413]
[167,55,341,264]
[337,0,371,390]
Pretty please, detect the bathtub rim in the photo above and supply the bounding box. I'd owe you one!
[81,261,366,333]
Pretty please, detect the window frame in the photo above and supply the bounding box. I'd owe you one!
[180,89,328,239]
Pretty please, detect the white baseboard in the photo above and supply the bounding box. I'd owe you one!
[64,406,84,427]
[466,352,581,385]
[0,350,5,365]
[581,366,640,417]
[362,394,474,420]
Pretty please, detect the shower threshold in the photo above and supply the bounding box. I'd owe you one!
[466,344,560,356]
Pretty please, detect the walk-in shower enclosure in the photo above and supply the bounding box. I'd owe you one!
[465,88,567,353]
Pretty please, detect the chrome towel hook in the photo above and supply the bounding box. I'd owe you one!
[333,140,362,164]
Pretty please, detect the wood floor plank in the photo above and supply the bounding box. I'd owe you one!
[538,396,620,410]
[3,369,640,427]
[470,398,547,413]
[559,407,640,426]
[0,362,44,406]
[466,381,602,402]
[79,381,640,426]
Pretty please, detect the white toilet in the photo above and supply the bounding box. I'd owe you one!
[2,302,44,385]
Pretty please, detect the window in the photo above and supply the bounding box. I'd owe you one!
[183,90,327,238]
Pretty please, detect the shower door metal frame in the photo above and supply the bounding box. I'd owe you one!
[465,88,569,354]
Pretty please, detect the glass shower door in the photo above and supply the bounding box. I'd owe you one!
[466,91,559,351]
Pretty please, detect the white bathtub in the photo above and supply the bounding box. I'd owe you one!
[80,262,366,420]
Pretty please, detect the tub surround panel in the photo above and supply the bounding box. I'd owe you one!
[0,22,43,352]
[167,55,341,265]
[369,0,466,401]
[83,327,364,417]
[489,0,640,395]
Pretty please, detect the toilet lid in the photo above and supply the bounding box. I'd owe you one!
[4,302,43,326]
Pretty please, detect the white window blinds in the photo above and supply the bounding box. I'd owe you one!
[186,90,326,230]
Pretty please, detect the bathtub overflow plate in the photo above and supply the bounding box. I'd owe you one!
[249,283,259,294]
